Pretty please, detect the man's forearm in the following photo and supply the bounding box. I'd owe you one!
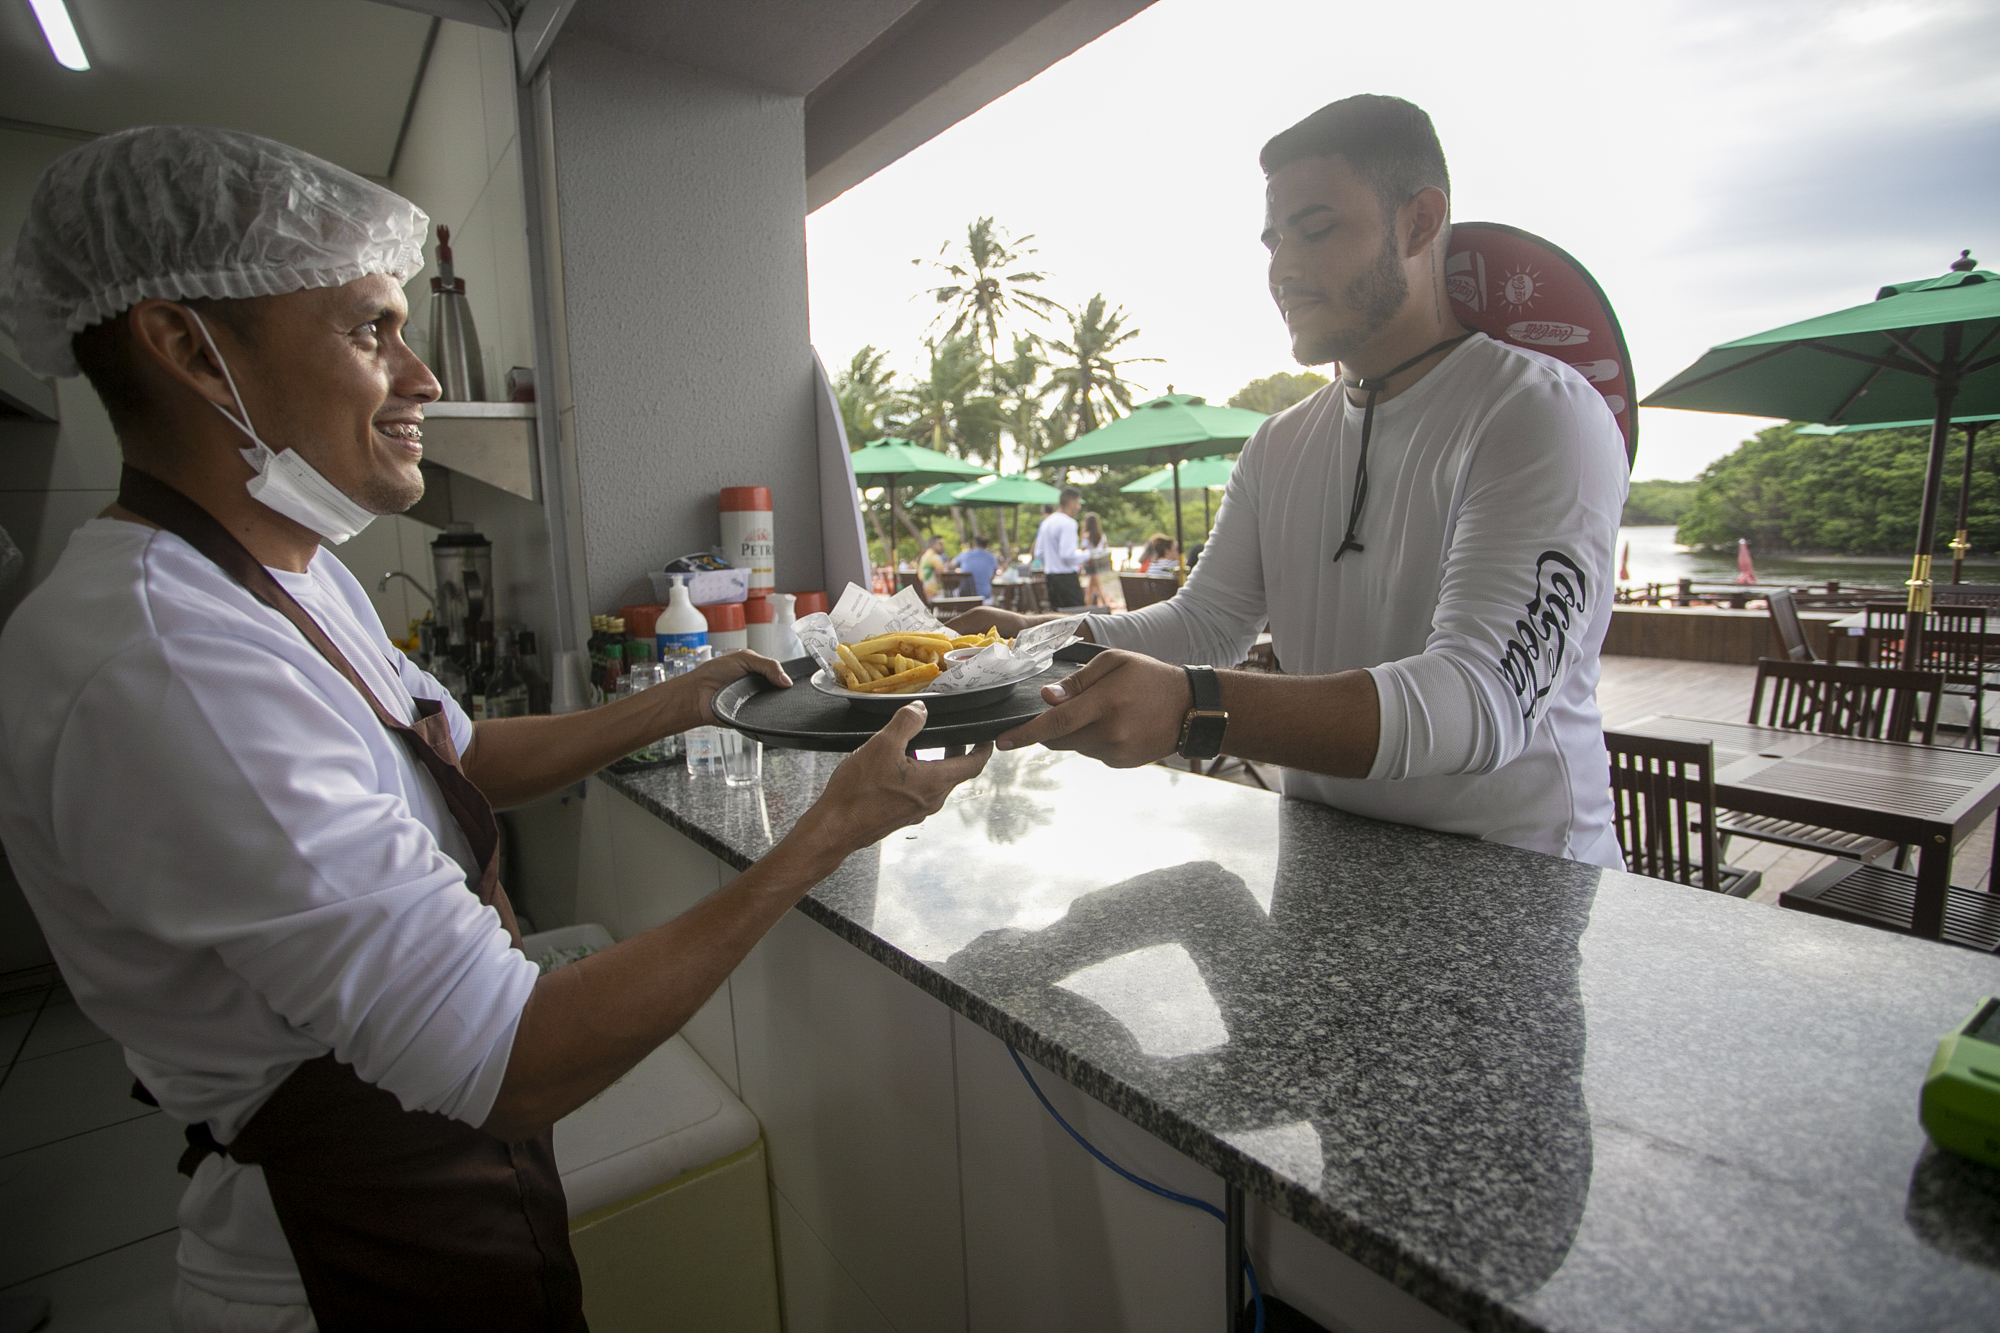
[462,685,697,808]
[1211,668,1379,778]
[481,825,848,1140]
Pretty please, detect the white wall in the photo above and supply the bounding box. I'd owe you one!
[544,34,826,613]
[332,18,556,652]
[0,127,122,634]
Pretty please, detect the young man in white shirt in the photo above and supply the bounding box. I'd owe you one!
[1033,486,1087,609]
[0,126,987,1332]
[954,95,1627,867]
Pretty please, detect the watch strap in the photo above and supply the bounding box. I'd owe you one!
[1177,666,1228,761]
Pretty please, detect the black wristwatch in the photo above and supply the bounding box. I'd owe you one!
[1176,665,1228,761]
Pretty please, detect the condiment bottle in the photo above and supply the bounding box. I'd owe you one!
[719,486,774,596]
[701,601,747,654]
[744,596,777,658]
[655,575,709,673]
[768,593,802,660]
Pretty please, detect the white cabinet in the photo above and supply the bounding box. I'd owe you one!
[733,905,968,1333]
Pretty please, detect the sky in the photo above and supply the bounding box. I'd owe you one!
[805,0,2000,482]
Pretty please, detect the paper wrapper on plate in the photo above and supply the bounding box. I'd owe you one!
[795,584,1082,697]
[929,615,1083,692]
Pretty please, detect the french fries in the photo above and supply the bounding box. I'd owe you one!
[829,625,1011,692]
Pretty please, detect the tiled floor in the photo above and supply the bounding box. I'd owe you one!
[0,971,180,1331]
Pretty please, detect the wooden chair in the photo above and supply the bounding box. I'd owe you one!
[1716,659,1945,866]
[1850,605,1985,745]
[1606,731,1760,897]
[1748,657,1942,742]
[897,570,930,605]
[939,569,976,598]
[1119,575,1178,611]
[1766,588,1817,662]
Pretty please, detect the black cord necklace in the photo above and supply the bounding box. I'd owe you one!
[1331,331,1477,561]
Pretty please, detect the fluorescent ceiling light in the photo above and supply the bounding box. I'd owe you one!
[28,0,90,71]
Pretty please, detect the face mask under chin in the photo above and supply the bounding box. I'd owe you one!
[182,307,380,546]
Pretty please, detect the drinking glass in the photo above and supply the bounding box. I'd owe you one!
[721,730,762,786]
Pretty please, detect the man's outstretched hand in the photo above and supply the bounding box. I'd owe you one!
[994,649,1191,768]
[793,702,993,863]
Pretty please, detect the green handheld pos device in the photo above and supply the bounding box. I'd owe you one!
[1921,997,2000,1168]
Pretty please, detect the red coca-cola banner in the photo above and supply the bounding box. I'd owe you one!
[1445,221,1637,468]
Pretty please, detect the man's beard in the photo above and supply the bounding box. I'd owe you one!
[1294,232,1408,367]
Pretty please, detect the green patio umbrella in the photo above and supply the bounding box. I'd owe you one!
[1121,455,1237,534]
[1644,251,2000,646]
[847,437,987,575]
[912,473,1061,559]
[1797,413,2000,583]
[1038,394,1267,576]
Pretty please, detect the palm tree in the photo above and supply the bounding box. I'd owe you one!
[1046,294,1159,439]
[919,218,1064,384]
[834,346,897,447]
[892,337,1002,548]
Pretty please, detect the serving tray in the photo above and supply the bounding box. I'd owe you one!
[713,645,1101,752]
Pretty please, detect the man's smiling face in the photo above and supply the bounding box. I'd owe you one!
[1262,154,1409,368]
[219,273,439,516]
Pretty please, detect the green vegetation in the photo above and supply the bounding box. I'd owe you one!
[1622,478,1698,527]
[1228,371,1329,414]
[1676,423,1996,555]
[837,216,1329,569]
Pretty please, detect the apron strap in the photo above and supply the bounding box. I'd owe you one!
[114,467,515,944]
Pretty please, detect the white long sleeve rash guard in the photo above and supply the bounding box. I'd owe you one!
[1088,335,1628,867]
[0,520,538,1306]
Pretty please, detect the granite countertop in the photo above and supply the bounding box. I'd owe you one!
[603,749,2000,1333]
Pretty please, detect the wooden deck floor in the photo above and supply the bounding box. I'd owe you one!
[1196,654,1994,902]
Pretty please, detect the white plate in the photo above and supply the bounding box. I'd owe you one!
[808,667,1018,715]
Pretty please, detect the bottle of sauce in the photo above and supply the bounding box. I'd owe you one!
[719,486,775,597]
[701,601,747,655]
[744,596,776,658]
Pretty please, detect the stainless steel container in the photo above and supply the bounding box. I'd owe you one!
[427,225,486,401]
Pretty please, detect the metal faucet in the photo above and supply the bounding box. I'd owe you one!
[379,571,434,606]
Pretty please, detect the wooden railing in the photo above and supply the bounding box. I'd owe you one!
[1614,580,1901,610]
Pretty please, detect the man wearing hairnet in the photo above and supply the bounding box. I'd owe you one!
[0,126,988,1333]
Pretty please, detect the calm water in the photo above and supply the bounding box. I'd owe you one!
[1614,526,2000,594]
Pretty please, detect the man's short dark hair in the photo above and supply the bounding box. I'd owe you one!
[974,536,989,548]
[1260,95,1449,222]
[1060,486,1082,506]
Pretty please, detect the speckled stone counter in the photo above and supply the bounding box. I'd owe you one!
[602,748,2000,1333]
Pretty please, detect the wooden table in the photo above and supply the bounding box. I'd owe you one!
[929,595,982,620]
[1622,714,2000,949]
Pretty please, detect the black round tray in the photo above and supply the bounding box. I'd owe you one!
[715,645,1101,752]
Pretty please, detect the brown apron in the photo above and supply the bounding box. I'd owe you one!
[118,466,585,1333]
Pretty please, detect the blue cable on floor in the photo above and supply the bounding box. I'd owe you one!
[1008,1044,1265,1333]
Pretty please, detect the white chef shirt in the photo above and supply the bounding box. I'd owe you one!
[1034,510,1085,573]
[1087,335,1627,867]
[0,518,538,1307]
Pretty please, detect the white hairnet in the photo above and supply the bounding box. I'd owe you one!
[0,125,428,378]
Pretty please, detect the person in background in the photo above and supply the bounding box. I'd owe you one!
[0,125,990,1333]
[917,534,950,600]
[1033,486,1087,609]
[1137,534,1179,575]
[953,534,1000,602]
[1080,511,1112,607]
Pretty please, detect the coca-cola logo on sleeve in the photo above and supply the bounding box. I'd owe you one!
[1499,552,1587,722]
